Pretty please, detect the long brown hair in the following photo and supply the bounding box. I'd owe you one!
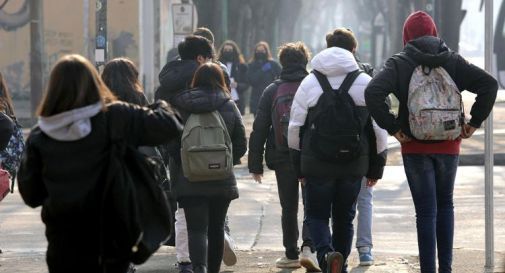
[217,40,245,64]
[38,54,116,117]
[191,63,230,96]
[0,72,15,116]
[101,58,146,106]
[250,41,274,62]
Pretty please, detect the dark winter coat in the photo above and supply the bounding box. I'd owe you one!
[248,64,308,174]
[225,61,249,95]
[17,101,181,269]
[365,36,498,137]
[247,60,282,114]
[169,88,247,200]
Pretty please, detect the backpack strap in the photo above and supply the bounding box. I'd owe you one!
[338,70,363,96]
[312,70,334,93]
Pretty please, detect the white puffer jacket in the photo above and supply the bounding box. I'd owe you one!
[288,47,388,155]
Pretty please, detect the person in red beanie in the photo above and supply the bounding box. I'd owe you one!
[365,11,498,273]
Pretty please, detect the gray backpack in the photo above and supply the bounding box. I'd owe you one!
[407,64,464,140]
[181,111,233,182]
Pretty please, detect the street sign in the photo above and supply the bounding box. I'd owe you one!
[172,3,194,35]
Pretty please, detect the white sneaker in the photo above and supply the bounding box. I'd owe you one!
[223,232,237,266]
[300,246,321,272]
[275,256,301,269]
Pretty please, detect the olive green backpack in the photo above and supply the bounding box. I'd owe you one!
[181,111,233,182]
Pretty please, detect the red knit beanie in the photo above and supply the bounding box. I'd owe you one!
[403,11,438,45]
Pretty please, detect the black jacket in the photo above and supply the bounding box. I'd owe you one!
[0,112,13,151]
[248,60,282,109]
[248,65,308,174]
[17,102,181,263]
[155,59,231,102]
[169,88,247,200]
[365,36,498,137]
[224,61,249,94]
[156,59,199,102]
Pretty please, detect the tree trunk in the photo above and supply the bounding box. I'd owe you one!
[435,0,465,51]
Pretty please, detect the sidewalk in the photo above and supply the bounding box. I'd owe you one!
[0,247,503,273]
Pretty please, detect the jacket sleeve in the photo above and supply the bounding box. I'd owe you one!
[17,134,47,208]
[453,54,498,128]
[110,101,183,147]
[365,58,402,135]
[230,102,247,165]
[288,80,312,150]
[272,61,282,78]
[366,119,388,180]
[248,83,276,174]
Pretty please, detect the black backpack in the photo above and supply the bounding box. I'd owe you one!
[307,70,363,163]
[99,123,173,266]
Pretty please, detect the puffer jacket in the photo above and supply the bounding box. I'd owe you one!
[288,47,388,179]
[169,88,247,200]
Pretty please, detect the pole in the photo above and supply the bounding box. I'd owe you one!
[221,0,228,40]
[95,0,107,70]
[29,0,44,118]
[83,0,90,59]
[484,0,494,271]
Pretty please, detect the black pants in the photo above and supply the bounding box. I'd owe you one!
[274,162,313,259]
[179,197,231,273]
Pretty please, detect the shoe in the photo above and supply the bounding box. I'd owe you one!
[300,246,321,272]
[178,262,193,273]
[275,256,301,269]
[358,247,374,266]
[326,252,343,273]
[127,264,137,273]
[223,232,237,266]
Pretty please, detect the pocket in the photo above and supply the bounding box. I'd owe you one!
[410,109,462,140]
[185,144,231,180]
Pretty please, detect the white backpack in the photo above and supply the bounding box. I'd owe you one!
[407,64,464,140]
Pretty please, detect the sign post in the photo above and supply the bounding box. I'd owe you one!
[95,0,107,70]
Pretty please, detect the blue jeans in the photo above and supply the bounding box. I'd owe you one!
[403,154,459,273]
[356,178,373,250]
[305,176,362,273]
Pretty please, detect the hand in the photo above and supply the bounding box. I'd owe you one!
[298,177,306,186]
[261,62,272,72]
[230,81,238,89]
[251,173,263,184]
[460,124,477,139]
[393,130,412,144]
[366,178,378,187]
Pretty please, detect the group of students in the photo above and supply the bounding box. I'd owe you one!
[8,10,498,273]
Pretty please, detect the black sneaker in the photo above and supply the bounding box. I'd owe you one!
[326,252,343,273]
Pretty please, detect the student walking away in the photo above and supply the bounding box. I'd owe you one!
[217,40,249,111]
[325,28,384,266]
[365,11,498,273]
[288,28,388,273]
[17,54,182,273]
[170,63,246,273]
[248,41,281,115]
[248,42,319,271]
[156,35,238,272]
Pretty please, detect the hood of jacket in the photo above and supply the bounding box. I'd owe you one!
[171,88,230,114]
[280,63,309,82]
[38,102,103,141]
[158,59,199,95]
[311,47,359,77]
[404,36,452,68]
